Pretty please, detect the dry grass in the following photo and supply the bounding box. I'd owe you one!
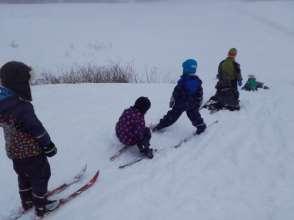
[34,63,134,84]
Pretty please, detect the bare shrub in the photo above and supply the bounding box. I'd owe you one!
[35,63,134,85]
[32,62,176,85]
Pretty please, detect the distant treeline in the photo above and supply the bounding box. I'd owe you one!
[0,0,125,3]
[0,0,164,3]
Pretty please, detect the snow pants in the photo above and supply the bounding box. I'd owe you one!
[156,107,204,130]
[137,127,151,151]
[214,79,240,110]
[13,155,51,210]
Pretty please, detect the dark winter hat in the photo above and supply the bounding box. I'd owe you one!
[182,59,197,75]
[248,74,256,79]
[0,61,32,101]
[228,48,237,57]
[134,96,151,114]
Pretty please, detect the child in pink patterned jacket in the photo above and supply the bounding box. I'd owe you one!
[115,97,153,159]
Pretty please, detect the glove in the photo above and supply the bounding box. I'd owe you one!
[238,80,242,87]
[169,96,175,108]
[43,142,57,157]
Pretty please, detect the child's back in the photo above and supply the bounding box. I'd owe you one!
[153,59,206,135]
[172,74,203,110]
[115,97,154,159]
[115,106,145,146]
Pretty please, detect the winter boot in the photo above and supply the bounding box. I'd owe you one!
[142,148,154,159]
[34,197,60,218]
[152,124,166,133]
[226,104,240,111]
[137,143,145,153]
[151,125,160,132]
[137,144,154,159]
[45,199,60,211]
[196,123,207,135]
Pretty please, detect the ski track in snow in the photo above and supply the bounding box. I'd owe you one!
[237,8,294,38]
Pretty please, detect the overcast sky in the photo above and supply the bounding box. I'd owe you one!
[0,0,288,3]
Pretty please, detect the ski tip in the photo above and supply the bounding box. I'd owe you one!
[82,164,88,172]
[93,170,100,180]
[74,164,88,180]
[88,170,100,184]
[83,170,100,185]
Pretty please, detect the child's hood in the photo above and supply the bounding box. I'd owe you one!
[0,86,14,102]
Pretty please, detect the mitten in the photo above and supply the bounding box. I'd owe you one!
[43,142,57,157]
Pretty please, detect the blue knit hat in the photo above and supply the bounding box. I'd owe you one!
[182,59,197,75]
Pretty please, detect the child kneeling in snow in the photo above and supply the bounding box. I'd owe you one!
[153,59,206,134]
[0,61,58,218]
[242,75,269,91]
[115,97,154,159]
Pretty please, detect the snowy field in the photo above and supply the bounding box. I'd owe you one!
[1,0,294,220]
[0,0,294,82]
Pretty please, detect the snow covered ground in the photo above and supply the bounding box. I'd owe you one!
[1,83,294,220]
[1,0,294,220]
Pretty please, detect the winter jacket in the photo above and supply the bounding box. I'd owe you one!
[172,75,203,110]
[0,86,52,160]
[115,107,147,146]
[217,57,242,82]
[242,78,269,91]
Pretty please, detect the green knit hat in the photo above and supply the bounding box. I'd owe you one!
[228,48,237,57]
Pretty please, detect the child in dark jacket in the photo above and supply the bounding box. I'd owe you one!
[153,59,206,134]
[115,97,153,159]
[0,61,58,218]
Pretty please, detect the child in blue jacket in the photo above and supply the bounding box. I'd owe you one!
[153,59,206,134]
[0,61,58,218]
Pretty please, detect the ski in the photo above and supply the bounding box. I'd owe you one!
[118,157,144,169]
[200,99,220,114]
[8,165,87,220]
[59,169,99,205]
[174,120,218,148]
[118,121,218,169]
[118,149,158,169]
[110,145,130,161]
[174,133,197,148]
[41,170,100,219]
[47,164,87,197]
